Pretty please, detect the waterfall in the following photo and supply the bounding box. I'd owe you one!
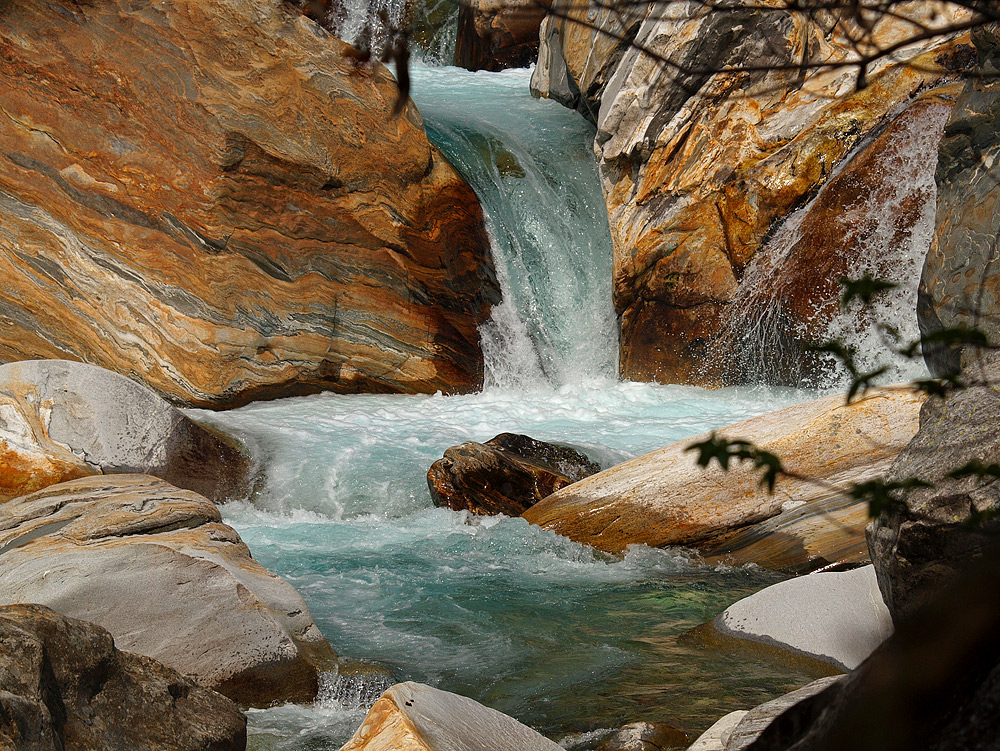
[410,67,620,390]
[717,98,953,387]
[328,0,458,64]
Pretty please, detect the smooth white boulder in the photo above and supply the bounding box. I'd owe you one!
[339,681,562,751]
[687,711,748,751]
[713,566,893,671]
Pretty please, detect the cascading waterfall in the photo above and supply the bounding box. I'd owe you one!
[328,0,459,64]
[718,100,952,387]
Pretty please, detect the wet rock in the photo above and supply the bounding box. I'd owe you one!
[725,677,844,751]
[0,474,337,707]
[597,721,690,751]
[338,681,562,751]
[868,353,1000,624]
[0,360,251,503]
[0,0,498,408]
[428,432,600,516]
[534,1,972,384]
[920,23,1000,376]
[522,388,923,560]
[0,603,246,751]
[455,0,546,72]
[713,567,892,672]
[739,543,1000,751]
[687,711,748,751]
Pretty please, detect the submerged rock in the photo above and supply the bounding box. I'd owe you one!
[0,474,337,707]
[868,353,1000,624]
[522,388,923,562]
[533,1,973,384]
[338,681,562,751]
[713,566,892,672]
[0,0,498,408]
[427,433,600,516]
[0,360,251,503]
[0,603,247,751]
[455,0,546,72]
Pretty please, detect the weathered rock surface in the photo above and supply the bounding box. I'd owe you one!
[713,566,892,672]
[533,1,972,384]
[427,432,600,516]
[597,721,690,751]
[724,677,843,751]
[687,711,747,751]
[522,388,923,558]
[0,0,498,408]
[740,542,1000,751]
[0,603,247,751]
[0,360,251,502]
[338,681,562,751]
[455,0,546,72]
[920,23,1000,376]
[0,474,337,707]
[868,354,1000,623]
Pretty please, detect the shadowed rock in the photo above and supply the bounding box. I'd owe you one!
[428,433,600,516]
[0,0,498,408]
[455,0,546,72]
[0,603,247,751]
[0,474,337,707]
[0,360,252,503]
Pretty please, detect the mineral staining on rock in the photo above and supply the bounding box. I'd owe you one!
[0,474,337,707]
[0,0,499,409]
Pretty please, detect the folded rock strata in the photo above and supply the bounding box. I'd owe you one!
[0,603,247,751]
[0,360,251,502]
[0,474,337,707]
[0,0,499,408]
[522,387,924,560]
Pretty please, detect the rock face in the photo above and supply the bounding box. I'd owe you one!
[532,1,972,384]
[522,388,924,558]
[0,360,251,502]
[0,0,499,409]
[0,474,337,707]
[713,566,893,672]
[920,23,1000,376]
[725,677,844,751]
[739,543,1000,751]
[0,603,247,751]
[455,0,546,72]
[427,433,600,516]
[338,681,563,751]
[687,711,748,751]
[868,354,1000,624]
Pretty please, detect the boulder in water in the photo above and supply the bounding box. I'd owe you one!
[522,388,923,562]
[0,0,498,408]
[0,603,247,751]
[338,681,563,751]
[0,474,337,707]
[0,360,252,503]
[427,433,600,516]
[596,721,690,751]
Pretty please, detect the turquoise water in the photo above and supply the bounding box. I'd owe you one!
[196,66,831,749]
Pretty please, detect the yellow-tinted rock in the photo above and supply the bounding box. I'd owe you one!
[0,0,498,408]
[522,388,925,557]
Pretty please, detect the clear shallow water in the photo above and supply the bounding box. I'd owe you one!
[197,62,835,751]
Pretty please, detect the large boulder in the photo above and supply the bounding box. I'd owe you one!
[0,474,337,707]
[0,0,499,408]
[868,354,1000,623]
[0,603,247,751]
[427,433,600,516]
[920,22,1000,376]
[338,681,562,751]
[0,360,251,502]
[533,1,972,384]
[713,566,892,672]
[454,0,546,72]
[522,388,924,560]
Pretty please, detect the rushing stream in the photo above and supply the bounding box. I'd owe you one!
[196,66,833,749]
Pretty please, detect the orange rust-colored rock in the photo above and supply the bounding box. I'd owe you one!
[0,0,498,408]
[522,387,925,558]
[455,0,547,72]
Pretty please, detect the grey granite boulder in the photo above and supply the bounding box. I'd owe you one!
[0,603,246,751]
[0,474,337,707]
[0,359,252,502]
[713,566,893,671]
